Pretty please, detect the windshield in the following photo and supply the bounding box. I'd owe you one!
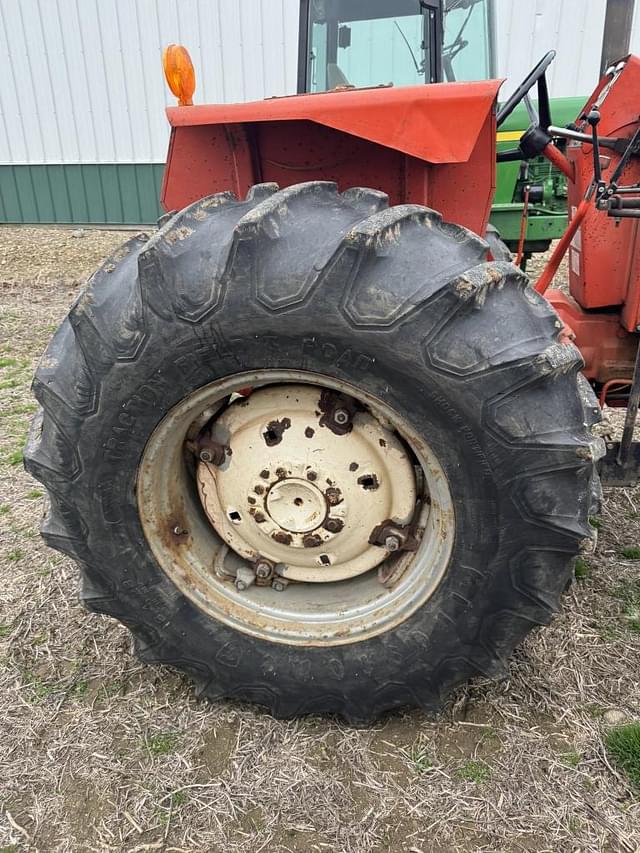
[306,0,435,92]
[443,0,494,81]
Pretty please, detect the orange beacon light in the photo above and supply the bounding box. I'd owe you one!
[162,44,196,106]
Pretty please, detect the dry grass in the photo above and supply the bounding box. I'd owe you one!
[1,226,640,853]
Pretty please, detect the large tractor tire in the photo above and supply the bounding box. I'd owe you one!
[25,182,603,723]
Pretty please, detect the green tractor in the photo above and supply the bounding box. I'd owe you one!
[297,0,584,259]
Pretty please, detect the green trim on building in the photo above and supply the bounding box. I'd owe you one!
[0,164,164,225]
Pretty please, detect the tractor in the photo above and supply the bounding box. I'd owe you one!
[297,0,587,260]
[25,25,640,722]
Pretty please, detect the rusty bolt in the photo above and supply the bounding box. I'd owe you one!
[255,561,272,580]
[324,517,344,534]
[196,438,227,466]
[385,534,401,552]
[272,531,293,546]
[333,408,350,426]
[325,487,342,506]
[272,577,289,592]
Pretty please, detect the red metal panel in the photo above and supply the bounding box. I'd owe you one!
[428,110,496,236]
[162,86,497,238]
[161,124,255,211]
[547,289,637,383]
[253,120,406,202]
[566,56,640,329]
[165,81,501,166]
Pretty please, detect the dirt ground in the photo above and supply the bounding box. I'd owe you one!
[1,225,639,853]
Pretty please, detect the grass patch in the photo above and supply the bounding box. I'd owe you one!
[403,736,433,773]
[22,670,58,702]
[6,548,23,562]
[620,546,640,560]
[9,402,37,415]
[588,516,602,530]
[71,679,89,699]
[145,732,180,756]
[8,449,24,466]
[171,790,188,806]
[455,759,491,784]
[0,624,12,638]
[0,504,10,515]
[574,557,592,581]
[26,489,43,499]
[613,578,640,633]
[605,723,640,791]
[561,750,581,768]
[0,357,18,369]
[0,379,21,390]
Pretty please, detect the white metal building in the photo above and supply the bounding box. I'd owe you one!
[0,0,638,223]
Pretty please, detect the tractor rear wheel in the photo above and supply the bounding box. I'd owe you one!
[25,182,603,723]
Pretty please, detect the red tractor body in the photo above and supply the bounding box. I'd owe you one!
[161,58,640,390]
[161,79,499,241]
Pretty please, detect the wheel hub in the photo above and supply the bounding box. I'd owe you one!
[265,479,328,535]
[196,385,417,583]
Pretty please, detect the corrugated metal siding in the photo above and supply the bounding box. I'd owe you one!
[2,0,640,225]
[494,0,607,100]
[0,0,300,166]
[0,164,163,223]
[632,0,640,53]
[2,0,639,167]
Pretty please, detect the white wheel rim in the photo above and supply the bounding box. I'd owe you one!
[196,385,417,583]
[137,371,455,646]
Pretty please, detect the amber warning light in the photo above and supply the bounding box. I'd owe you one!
[162,44,196,106]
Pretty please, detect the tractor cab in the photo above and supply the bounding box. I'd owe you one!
[297,0,495,93]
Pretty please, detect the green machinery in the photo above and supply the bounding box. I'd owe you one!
[492,96,584,254]
[297,0,584,256]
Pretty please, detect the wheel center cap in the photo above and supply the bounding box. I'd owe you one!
[266,478,327,533]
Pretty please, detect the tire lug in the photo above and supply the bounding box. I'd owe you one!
[333,408,350,426]
[272,577,289,592]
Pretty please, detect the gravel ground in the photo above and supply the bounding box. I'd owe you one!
[0,225,639,853]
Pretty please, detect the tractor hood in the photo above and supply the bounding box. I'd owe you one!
[166,79,502,165]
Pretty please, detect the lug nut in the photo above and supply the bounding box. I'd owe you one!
[272,577,289,592]
[385,534,401,552]
[324,517,344,534]
[255,561,272,580]
[196,438,227,465]
[333,408,350,426]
